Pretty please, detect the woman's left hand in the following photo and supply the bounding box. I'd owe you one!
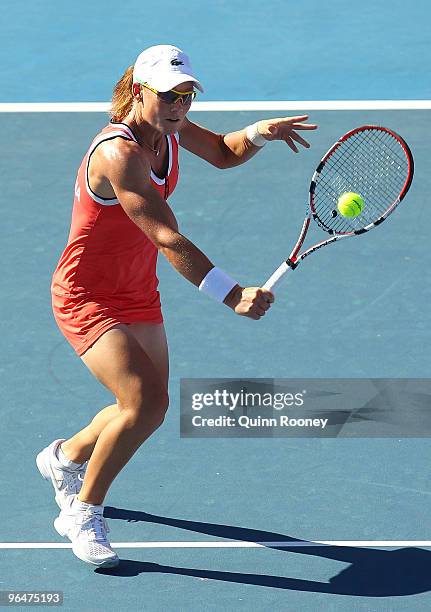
[257,115,318,153]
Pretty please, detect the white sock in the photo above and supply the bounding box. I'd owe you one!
[72,496,103,513]
[55,443,85,470]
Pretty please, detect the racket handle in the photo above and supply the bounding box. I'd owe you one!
[262,261,291,293]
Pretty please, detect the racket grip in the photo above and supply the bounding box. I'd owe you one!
[262,261,290,293]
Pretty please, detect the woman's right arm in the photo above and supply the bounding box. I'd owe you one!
[99,138,274,319]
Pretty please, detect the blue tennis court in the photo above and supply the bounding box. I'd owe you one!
[1,1,431,610]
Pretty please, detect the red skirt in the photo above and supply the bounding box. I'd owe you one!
[52,291,163,356]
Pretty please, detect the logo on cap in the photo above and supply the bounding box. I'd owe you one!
[171,59,184,66]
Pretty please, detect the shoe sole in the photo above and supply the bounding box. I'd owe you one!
[36,442,85,509]
[36,448,63,509]
[53,516,69,538]
[53,517,119,568]
[35,449,52,481]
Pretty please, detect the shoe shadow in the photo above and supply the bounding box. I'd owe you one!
[99,507,431,596]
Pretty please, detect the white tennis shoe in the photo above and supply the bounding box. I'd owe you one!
[54,497,119,568]
[36,439,87,509]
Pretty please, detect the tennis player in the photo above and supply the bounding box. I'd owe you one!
[36,44,317,568]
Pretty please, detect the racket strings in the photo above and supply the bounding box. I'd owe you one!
[322,134,406,223]
[312,129,409,234]
[334,136,405,195]
[315,132,407,231]
[338,131,407,197]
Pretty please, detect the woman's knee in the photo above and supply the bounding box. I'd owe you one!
[119,382,169,430]
[81,325,170,431]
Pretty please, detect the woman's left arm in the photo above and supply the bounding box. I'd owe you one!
[178,115,318,169]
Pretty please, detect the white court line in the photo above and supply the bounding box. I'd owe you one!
[1,541,431,549]
[0,101,430,113]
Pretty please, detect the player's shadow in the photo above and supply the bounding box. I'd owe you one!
[101,506,431,596]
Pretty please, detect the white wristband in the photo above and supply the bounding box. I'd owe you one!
[246,122,267,147]
[199,267,238,303]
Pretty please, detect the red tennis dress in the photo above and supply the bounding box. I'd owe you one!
[51,121,179,356]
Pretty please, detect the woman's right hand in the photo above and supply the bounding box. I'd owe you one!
[224,286,274,320]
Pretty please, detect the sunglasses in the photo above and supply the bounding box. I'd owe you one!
[142,83,197,105]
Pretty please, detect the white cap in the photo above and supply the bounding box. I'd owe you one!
[133,45,204,93]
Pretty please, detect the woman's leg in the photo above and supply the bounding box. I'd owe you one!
[61,323,169,464]
[63,323,169,505]
[61,404,120,464]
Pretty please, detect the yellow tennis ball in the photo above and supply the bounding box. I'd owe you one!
[337,192,364,218]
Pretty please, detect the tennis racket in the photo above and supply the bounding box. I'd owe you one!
[263,125,414,293]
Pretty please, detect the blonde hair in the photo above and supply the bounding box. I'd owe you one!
[111,65,134,122]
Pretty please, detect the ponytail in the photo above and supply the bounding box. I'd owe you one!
[111,66,134,122]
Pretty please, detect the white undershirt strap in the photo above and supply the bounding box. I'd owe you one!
[85,129,138,206]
